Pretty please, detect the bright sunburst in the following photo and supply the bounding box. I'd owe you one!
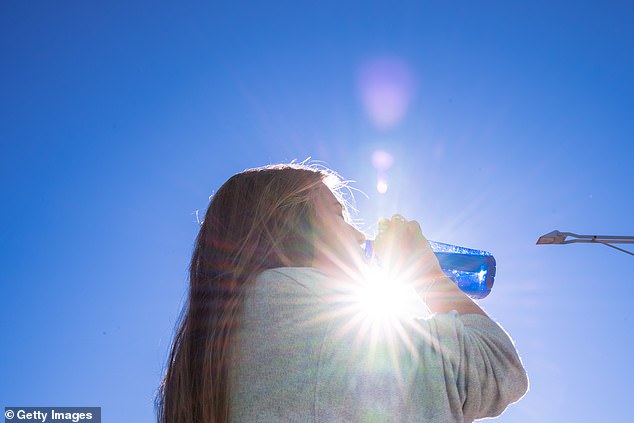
[352,271,418,322]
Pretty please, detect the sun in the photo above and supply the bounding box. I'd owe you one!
[355,274,409,320]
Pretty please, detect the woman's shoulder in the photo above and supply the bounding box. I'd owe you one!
[257,266,328,282]
[252,267,332,299]
[240,268,335,331]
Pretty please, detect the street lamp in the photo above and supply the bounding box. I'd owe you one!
[536,230,634,256]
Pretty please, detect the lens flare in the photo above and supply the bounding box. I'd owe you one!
[371,150,394,194]
[357,57,416,129]
[377,179,388,194]
[371,150,395,171]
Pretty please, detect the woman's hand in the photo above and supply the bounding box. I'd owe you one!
[373,214,446,282]
[373,214,487,316]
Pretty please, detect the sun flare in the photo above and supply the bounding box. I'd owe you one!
[349,269,428,326]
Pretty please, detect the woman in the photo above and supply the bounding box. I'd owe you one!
[156,163,528,423]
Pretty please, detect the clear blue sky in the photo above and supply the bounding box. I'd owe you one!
[2,1,633,421]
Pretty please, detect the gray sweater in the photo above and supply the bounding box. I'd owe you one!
[230,267,528,422]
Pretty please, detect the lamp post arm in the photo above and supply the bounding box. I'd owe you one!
[595,241,634,257]
[564,234,634,244]
[559,237,634,256]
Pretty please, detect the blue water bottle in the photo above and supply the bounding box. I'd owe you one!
[364,240,496,299]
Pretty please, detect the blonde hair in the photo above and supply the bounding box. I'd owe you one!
[156,163,348,423]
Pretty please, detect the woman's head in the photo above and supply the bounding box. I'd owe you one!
[157,163,365,423]
[193,163,363,280]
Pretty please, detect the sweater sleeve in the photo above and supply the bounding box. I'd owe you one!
[413,312,529,421]
[315,307,527,422]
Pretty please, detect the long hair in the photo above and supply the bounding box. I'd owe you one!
[156,163,347,423]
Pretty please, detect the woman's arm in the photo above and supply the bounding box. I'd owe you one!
[415,275,487,316]
[373,215,527,418]
[373,215,487,316]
